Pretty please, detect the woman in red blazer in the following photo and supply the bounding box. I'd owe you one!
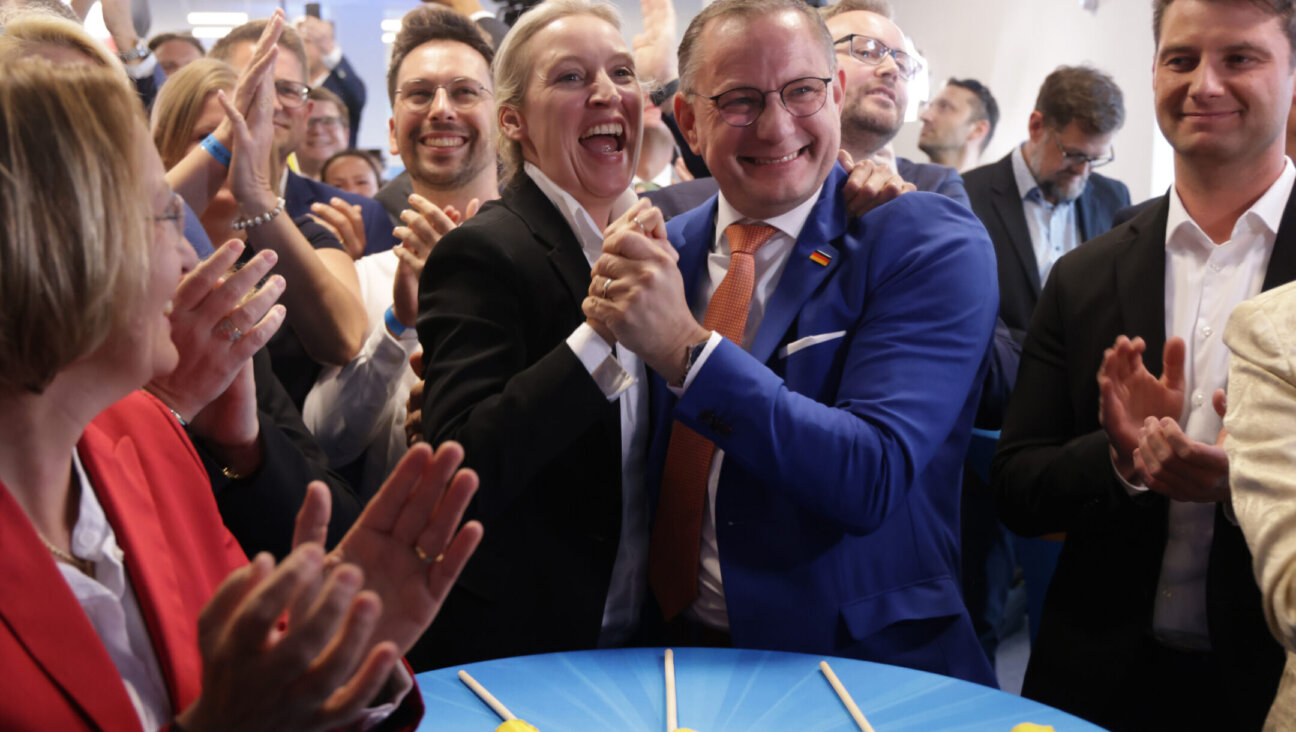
[0,22,481,732]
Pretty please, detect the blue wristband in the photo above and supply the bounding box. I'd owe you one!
[200,134,231,168]
[384,306,409,336]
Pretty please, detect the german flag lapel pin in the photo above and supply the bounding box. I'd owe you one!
[809,249,832,267]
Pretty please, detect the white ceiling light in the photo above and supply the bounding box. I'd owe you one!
[187,12,249,26]
[381,32,396,44]
[192,26,236,40]
[381,19,402,32]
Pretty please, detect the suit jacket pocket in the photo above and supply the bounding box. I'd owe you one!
[840,575,965,637]
[778,330,847,358]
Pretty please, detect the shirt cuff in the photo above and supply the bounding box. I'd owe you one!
[322,45,343,71]
[667,331,724,397]
[567,323,635,400]
[124,54,157,79]
[1110,446,1149,497]
[355,663,414,731]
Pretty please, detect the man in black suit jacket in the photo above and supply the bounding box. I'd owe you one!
[299,16,365,147]
[964,65,1131,345]
[992,1,1294,728]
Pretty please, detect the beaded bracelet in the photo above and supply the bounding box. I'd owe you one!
[200,134,231,168]
[232,197,286,231]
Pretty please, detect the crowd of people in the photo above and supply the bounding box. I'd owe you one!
[3,0,1296,729]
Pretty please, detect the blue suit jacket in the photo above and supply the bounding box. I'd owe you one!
[284,171,397,256]
[654,164,999,686]
[896,156,970,208]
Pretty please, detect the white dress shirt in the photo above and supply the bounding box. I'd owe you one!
[304,249,420,498]
[59,451,173,732]
[1012,145,1080,287]
[673,191,818,632]
[525,163,651,647]
[1140,157,1295,650]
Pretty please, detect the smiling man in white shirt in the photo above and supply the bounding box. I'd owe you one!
[992,0,1296,728]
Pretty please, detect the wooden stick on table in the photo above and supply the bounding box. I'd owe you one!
[458,669,517,721]
[665,648,679,732]
[819,660,877,732]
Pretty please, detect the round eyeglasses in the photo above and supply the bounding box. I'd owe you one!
[833,35,923,80]
[697,76,832,128]
[396,78,493,113]
[274,80,310,109]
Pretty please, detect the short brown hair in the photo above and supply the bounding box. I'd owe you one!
[209,20,309,83]
[820,0,893,22]
[321,149,384,185]
[678,0,834,94]
[308,85,350,125]
[1153,0,1296,52]
[0,59,151,394]
[148,32,205,56]
[387,5,495,105]
[1034,65,1125,136]
[150,57,237,169]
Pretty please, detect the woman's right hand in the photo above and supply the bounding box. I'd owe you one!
[218,37,280,218]
[175,545,398,732]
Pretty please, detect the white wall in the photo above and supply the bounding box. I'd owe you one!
[890,0,1172,200]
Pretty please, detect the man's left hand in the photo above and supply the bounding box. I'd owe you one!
[1133,415,1229,503]
[310,198,367,260]
[839,150,914,217]
[584,200,708,382]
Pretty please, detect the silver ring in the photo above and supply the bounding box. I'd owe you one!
[633,215,645,233]
[602,276,612,299]
[217,318,244,343]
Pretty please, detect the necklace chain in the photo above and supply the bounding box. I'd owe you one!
[37,534,94,577]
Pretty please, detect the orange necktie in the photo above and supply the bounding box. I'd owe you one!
[649,223,778,621]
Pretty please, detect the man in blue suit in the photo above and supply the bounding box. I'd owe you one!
[586,0,997,686]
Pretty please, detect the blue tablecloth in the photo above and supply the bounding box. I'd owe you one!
[415,647,1104,731]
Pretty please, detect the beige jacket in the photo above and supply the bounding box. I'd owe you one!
[1224,279,1296,731]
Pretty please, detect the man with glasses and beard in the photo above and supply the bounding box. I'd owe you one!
[210,21,398,257]
[822,0,968,205]
[963,65,1130,346]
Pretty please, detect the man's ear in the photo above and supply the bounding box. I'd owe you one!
[499,104,525,141]
[968,118,990,146]
[1026,110,1046,143]
[388,117,400,157]
[674,91,702,155]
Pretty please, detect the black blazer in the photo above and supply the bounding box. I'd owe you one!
[991,195,1294,730]
[963,152,1131,344]
[410,177,624,670]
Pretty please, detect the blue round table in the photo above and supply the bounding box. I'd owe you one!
[414,647,1104,731]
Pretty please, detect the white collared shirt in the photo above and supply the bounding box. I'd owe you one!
[525,162,652,647]
[58,451,172,732]
[1148,157,1295,650]
[1012,144,1080,286]
[677,190,819,631]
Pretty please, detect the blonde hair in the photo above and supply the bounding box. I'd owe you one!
[0,58,151,394]
[151,57,238,169]
[0,13,125,73]
[493,0,624,186]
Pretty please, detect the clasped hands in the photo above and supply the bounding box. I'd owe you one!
[1098,335,1229,503]
[584,199,709,384]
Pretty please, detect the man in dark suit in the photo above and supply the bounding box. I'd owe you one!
[210,20,397,257]
[992,0,1294,728]
[588,0,997,685]
[822,0,969,206]
[299,15,365,147]
[964,65,1131,345]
